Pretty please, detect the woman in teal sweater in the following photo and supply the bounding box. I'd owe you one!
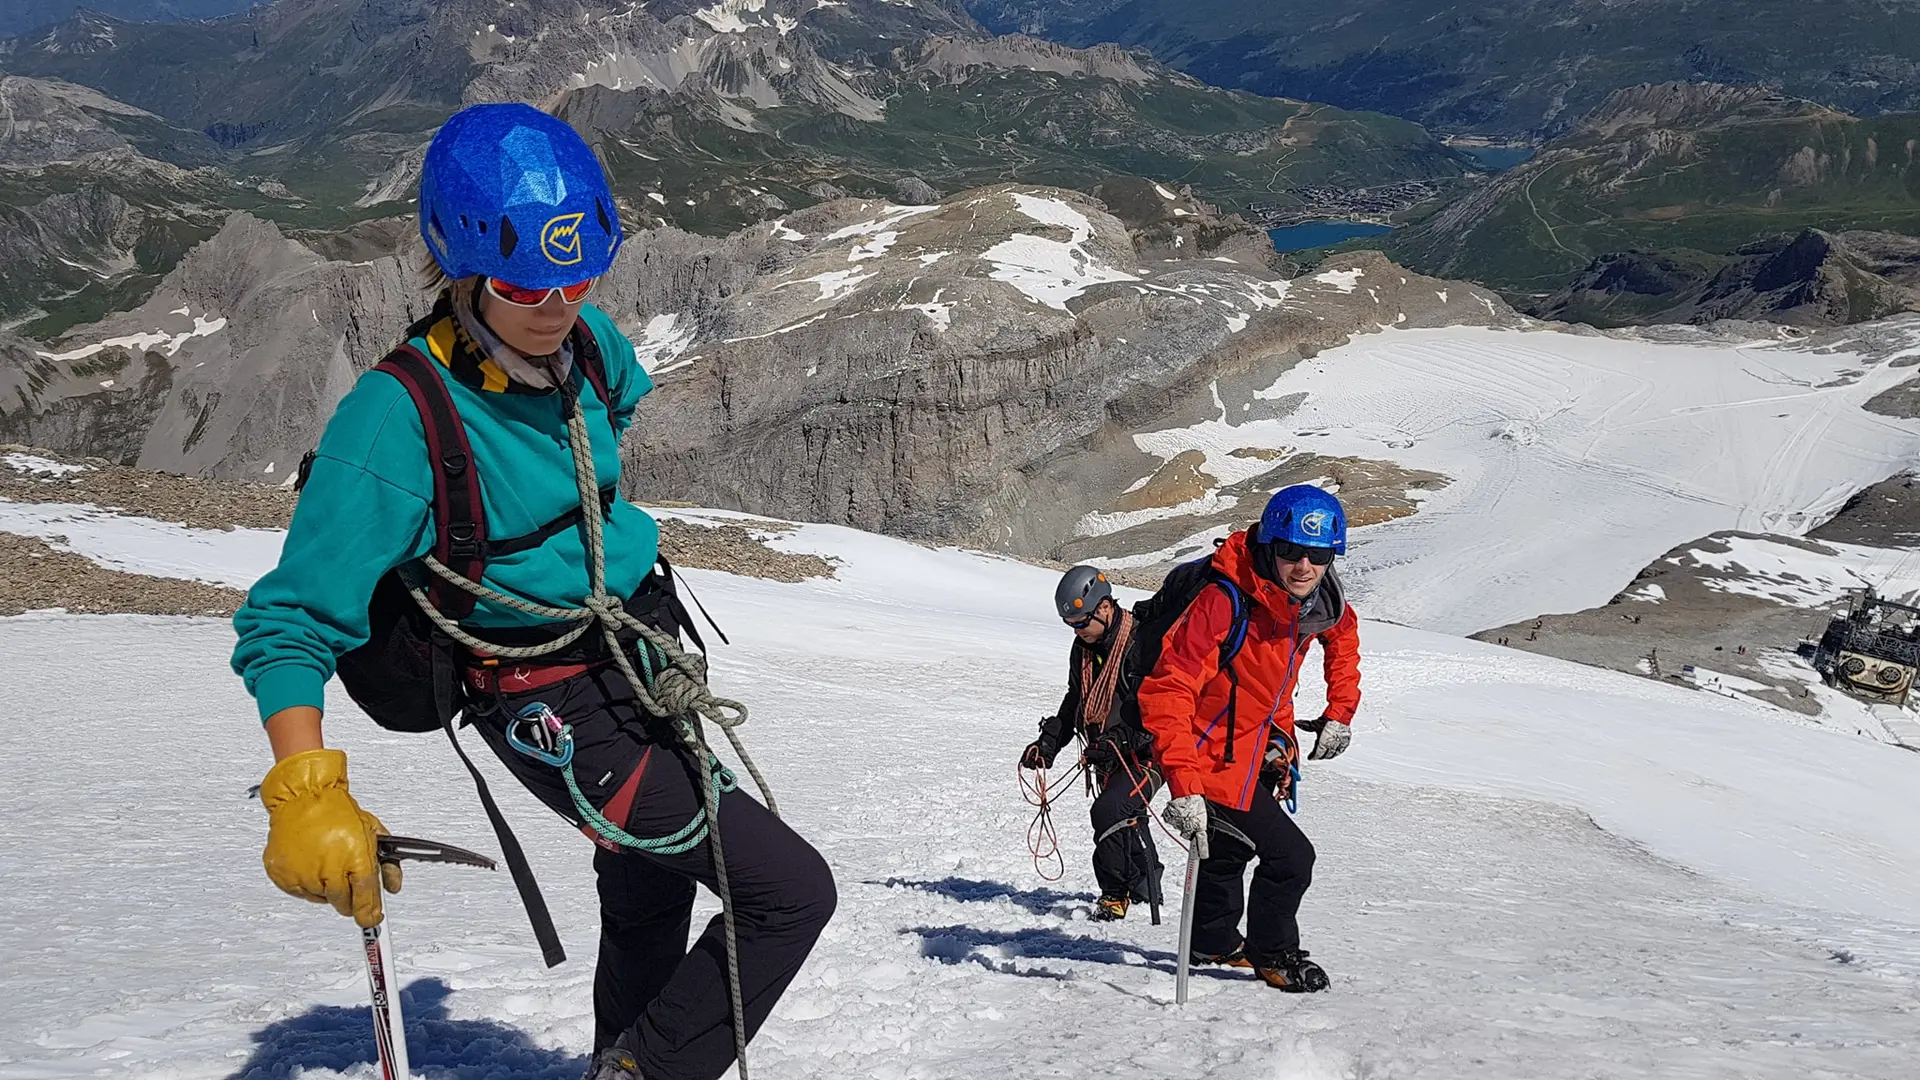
[232,104,833,1080]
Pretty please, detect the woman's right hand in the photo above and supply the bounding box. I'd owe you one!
[258,746,401,927]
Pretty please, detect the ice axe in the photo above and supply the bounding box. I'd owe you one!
[362,835,498,1080]
[1173,826,1208,1006]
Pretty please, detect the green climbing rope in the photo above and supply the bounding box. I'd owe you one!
[558,727,737,855]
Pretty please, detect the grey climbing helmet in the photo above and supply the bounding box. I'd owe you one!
[1055,564,1113,621]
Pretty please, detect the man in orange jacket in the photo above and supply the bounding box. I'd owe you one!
[1141,485,1359,992]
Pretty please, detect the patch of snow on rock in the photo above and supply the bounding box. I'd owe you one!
[633,313,696,374]
[1314,268,1365,293]
[981,193,1138,311]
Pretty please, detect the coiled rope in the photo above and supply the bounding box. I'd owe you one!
[406,385,769,1079]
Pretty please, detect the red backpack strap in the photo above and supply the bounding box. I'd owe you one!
[572,316,616,429]
[374,344,486,620]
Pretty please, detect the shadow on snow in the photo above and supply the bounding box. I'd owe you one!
[870,876,1097,916]
[228,977,584,1080]
[907,924,1254,984]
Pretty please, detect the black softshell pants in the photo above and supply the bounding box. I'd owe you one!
[470,663,835,1080]
[1191,790,1315,966]
[1088,763,1163,906]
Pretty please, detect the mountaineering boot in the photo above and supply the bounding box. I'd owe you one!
[1090,895,1130,922]
[1256,948,1330,993]
[1191,941,1252,968]
[583,1037,643,1080]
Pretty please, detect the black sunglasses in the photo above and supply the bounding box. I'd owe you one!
[1269,541,1335,566]
[1064,613,1098,628]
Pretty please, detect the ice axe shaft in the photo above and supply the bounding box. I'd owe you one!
[362,920,409,1080]
[361,834,498,1080]
[1174,832,1205,1005]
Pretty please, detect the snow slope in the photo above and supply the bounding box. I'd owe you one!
[1122,323,1920,634]
[3,510,1918,1080]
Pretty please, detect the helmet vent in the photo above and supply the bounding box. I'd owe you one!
[596,198,612,235]
[498,215,519,258]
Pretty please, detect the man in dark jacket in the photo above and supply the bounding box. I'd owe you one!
[1021,565,1165,921]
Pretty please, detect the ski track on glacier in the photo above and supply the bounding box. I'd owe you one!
[1120,326,1920,635]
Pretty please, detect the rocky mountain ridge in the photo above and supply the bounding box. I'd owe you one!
[0,2,262,39]
[0,0,1471,331]
[0,180,1517,562]
[1540,229,1920,328]
[965,0,1920,139]
[1378,83,1920,317]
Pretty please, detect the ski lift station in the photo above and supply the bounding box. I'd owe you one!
[1810,588,1920,706]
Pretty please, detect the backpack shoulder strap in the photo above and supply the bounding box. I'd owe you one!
[1208,572,1252,667]
[1202,571,1252,765]
[375,344,486,621]
[572,316,616,436]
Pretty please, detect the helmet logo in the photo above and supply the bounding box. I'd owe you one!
[1298,510,1331,538]
[541,213,586,265]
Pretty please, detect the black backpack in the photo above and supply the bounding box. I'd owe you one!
[1123,548,1254,763]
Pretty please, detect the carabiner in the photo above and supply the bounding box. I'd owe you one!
[507,701,574,767]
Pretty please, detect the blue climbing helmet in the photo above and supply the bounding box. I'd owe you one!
[418,103,622,288]
[1255,485,1348,555]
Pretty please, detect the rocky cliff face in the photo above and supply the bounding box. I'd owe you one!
[611,184,1518,555]
[0,183,1516,561]
[0,213,424,476]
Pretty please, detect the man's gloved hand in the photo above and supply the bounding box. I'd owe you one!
[1081,735,1118,768]
[259,748,400,928]
[1081,728,1133,769]
[1020,734,1061,771]
[1163,793,1210,859]
[1297,715,1351,761]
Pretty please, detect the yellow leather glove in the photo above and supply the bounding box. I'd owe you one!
[259,748,401,927]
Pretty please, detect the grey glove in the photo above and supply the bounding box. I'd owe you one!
[1297,715,1351,761]
[1163,794,1210,859]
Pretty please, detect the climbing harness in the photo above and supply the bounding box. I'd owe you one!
[406,377,770,1080]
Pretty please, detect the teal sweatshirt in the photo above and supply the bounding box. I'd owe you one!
[231,303,659,722]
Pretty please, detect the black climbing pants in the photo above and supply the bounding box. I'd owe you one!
[1088,762,1163,906]
[1190,790,1316,966]
[470,662,836,1080]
